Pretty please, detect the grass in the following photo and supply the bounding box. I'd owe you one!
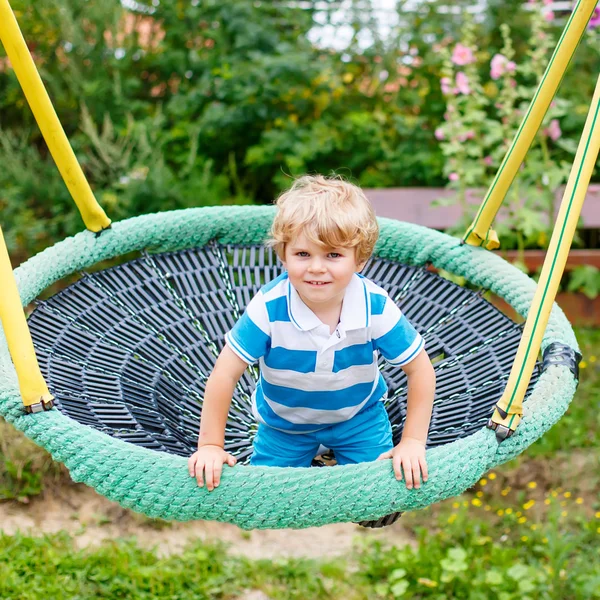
[0,491,598,599]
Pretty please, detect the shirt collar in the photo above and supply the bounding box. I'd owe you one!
[287,273,370,332]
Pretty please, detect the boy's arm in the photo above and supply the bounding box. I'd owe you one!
[197,344,249,448]
[400,349,435,445]
[189,345,249,490]
[378,348,435,489]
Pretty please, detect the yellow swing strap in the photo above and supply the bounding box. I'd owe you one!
[463,0,598,249]
[0,226,54,412]
[0,0,110,233]
[488,73,600,440]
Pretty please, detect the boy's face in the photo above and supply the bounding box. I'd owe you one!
[282,231,365,311]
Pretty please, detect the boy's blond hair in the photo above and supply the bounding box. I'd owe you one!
[268,175,379,266]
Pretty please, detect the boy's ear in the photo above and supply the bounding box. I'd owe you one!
[356,261,367,273]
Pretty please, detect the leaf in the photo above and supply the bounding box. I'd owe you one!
[390,580,409,597]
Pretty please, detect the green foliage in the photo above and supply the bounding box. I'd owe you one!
[2,0,598,258]
[526,327,600,457]
[357,498,600,600]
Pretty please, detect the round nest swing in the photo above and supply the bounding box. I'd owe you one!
[0,205,580,529]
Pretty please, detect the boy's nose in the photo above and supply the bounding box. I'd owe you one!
[308,259,326,272]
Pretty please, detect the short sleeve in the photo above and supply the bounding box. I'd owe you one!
[372,294,424,366]
[225,292,271,364]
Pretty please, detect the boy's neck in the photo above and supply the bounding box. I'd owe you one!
[296,290,344,333]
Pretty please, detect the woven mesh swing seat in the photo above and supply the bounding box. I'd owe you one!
[0,206,580,529]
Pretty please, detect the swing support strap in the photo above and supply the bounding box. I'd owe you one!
[462,0,598,250]
[0,0,110,233]
[0,226,54,412]
[488,74,600,440]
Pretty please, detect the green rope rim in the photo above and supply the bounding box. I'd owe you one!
[0,206,579,529]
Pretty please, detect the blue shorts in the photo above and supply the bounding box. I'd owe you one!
[250,400,393,467]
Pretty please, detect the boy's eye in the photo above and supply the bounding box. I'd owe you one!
[296,251,309,257]
[328,252,342,259]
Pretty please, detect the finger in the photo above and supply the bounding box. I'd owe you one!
[377,451,392,460]
[188,455,196,477]
[213,460,224,488]
[205,462,215,491]
[412,461,422,489]
[420,457,429,482]
[393,454,403,481]
[227,454,237,467]
[195,460,205,488]
[402,458,413,489]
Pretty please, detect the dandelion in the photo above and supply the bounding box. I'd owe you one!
[590,356,597,363]
[480,478,488,487]
[448,513,457,524]
[452,502,460,509]
[561,511,568,518]
[580,361,588,369]
[527,482,537,489]
[497,509,505,516]
[523,500,535,511]
[542,537,548,543]
[576,498,583,505]
[595,512,600,519]
[501,487,511,496]
[489,473,497,480]
[518,517,527,524]
[544,499,551,506]
[521,536,528,542]
[472,498,483,507]
[476,491,484,498]
[564,492,572,499]
[451,43,476,66]
[485,505,492,511]
[597,527,600,534]
[506,508,513,515]
[531,524,538,531]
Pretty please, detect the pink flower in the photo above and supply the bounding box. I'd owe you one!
[484,156,494,166]
[435,128,445,140]
[451,43,476,66]
[455,71,471,95]
[543,0,552,5]
[545,119,562,141]
[458,130,475,142]
[440,76,453,95]
[545,10,554,22]
[490,54,517,80]
[589,8,600,29]
[449,172,459,182]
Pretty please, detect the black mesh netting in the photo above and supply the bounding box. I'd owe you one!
[27,243,539,465]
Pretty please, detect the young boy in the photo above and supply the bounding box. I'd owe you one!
[188,175,435,491]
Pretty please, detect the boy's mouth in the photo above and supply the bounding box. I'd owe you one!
[306,281,330,286]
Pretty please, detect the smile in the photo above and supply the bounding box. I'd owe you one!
[306,281,330,286]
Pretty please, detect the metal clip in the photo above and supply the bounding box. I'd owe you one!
[25,398,55,414]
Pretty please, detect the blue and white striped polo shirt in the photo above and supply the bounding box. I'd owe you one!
[225,272,424,433]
